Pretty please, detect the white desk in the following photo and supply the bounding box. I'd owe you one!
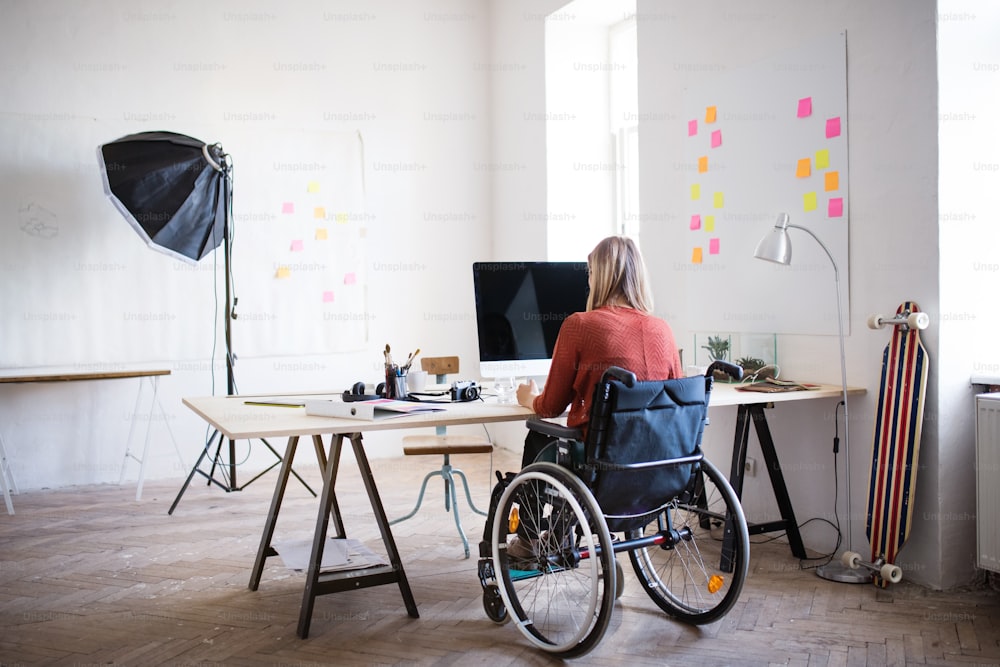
[181,393,533,638]
[0,367,179,513]
[182,382,863,638]
[709,382,866,558]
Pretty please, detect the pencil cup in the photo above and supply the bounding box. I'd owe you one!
[392,374,408,399]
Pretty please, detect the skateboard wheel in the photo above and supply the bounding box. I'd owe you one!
[841,551,862,569]
[907,312,930,330]
[867,314,885,330]
[881,564,903,583]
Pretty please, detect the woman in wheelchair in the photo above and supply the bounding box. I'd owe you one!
[478,236,750,658]
[516,235,683,467]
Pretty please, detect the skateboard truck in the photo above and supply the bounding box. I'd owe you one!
[867,309,930,331]
[840,550,903,584]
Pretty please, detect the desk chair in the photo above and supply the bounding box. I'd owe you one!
[389,356,492,558]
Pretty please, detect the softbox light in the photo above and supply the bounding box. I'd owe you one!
[98,131,228,264]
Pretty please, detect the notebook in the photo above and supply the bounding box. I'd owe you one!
[304,398,446,421]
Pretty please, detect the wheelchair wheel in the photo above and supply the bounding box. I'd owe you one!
[627,458,749,624]
[491,462,616,658]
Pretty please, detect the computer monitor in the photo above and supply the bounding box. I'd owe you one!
[472,261,589,379]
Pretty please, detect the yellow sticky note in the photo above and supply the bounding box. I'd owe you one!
[803,192,818,211]
[713,192,724,209]
[313,207,326,219]
[815,149,830,169]
[315,228,328,240]
[796,158,811,178]
[705,215,715,232]
[690,184,701,200]
[335,212,349,224]
[307,181,320,193]
[692,247,703,264]
[825,171,839,192]
[275,266,291,279]
[705,106,717,123]
[698,156,708,173]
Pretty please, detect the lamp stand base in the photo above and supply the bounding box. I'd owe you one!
[816,560,870,584]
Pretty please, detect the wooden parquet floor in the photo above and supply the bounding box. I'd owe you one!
[1,445,998,666]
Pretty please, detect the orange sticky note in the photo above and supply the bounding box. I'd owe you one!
[690,184,701,200]
[313,207,326,219]
[713,192,724,209]
[804,192,818,212]
[275,266,291,279]
[796,158,811,178]
[705,106,717,123]
[825,171,839,192]
[691,247,703,264]
[315,228,328,240]
[704,215,715,232]
[698,156,708,173]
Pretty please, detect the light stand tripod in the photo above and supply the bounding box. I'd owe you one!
[168,147,315,515]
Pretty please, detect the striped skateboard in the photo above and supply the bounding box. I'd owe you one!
[843,301,930,586]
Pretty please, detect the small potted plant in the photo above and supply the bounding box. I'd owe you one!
[701,335,732,380]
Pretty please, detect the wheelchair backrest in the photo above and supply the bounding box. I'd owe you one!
[582,372,713,529]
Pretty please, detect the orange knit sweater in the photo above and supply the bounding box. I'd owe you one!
[532,306,682,428]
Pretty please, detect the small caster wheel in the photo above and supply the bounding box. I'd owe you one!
[881,564,903,583]
[483,584,508,624]
[841,551,862,569]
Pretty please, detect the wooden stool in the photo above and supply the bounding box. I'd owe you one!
[389,356,492,558]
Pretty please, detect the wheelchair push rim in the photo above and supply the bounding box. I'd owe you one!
[490,462,616,658]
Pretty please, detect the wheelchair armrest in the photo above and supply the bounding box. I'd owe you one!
[526,418,583,441]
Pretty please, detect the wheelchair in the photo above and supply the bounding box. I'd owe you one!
[476,362,751,658]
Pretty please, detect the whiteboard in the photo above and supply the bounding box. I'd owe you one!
[0,116,367,368]
[679,32,849,336]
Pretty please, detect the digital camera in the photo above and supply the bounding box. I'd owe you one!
[450,380,480,402]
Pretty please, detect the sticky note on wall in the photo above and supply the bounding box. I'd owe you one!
[797,97,812,118]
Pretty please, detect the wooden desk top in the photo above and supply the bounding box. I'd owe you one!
[182,393,535,441]
[0,367,171,384]
[184,382,864,441]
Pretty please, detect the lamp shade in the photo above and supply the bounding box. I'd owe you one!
[753,212,792,265]
[98,131,227,264]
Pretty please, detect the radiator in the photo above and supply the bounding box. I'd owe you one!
[977,394,1000,574]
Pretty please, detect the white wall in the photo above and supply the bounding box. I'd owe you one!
[0,0,494,490]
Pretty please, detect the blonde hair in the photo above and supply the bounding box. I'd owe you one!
[586,236,654,312]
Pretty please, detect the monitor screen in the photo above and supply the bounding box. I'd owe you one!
[472,262,589,379]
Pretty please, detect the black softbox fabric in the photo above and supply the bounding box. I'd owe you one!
[98,131,226,263]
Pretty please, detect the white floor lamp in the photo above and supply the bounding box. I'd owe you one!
[754,213,867,583]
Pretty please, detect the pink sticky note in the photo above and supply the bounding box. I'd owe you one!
[709,238,720,255]
[828,197,844,218]
[322,290,334,303]
[281,202,294,214]
[690,214,701,230]
[343,272,357,285]
[797,97,812,118]
[826,117,841,138]
[711,130,722,148]
[688,119,698,136]
[290,239,304,252]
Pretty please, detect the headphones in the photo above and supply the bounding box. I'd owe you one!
[343,381,384,402]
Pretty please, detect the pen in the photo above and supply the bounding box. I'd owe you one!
[244,400,305,408]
